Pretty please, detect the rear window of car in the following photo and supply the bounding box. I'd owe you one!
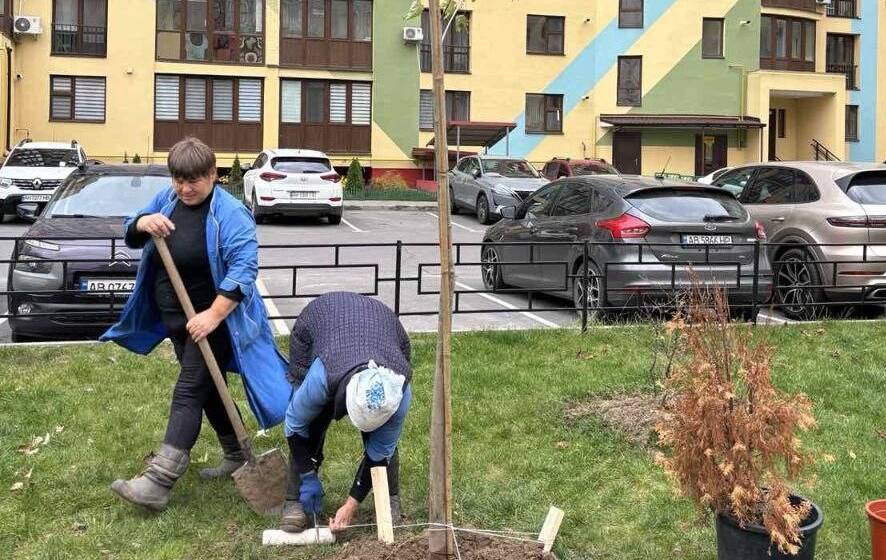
[5,148,80,167]
[271,157,331,174]
[626,189,748,222]
[845,172,886,205]
[571,162,618,176]
[45,174,170,218]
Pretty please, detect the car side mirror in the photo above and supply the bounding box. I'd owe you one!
[500,206,516,220]
[472,168,481,179]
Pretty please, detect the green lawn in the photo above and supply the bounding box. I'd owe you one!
[1,324,884,559]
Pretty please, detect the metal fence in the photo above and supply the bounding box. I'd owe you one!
[1,238,885,342]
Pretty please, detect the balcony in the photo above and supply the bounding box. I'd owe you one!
[52,24,107,57]
[420,44,470,74]
[826,62,858,89]
[827,0,857,18]
[762,0,818,13]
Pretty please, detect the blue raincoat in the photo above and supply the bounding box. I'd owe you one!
[101,186,291,429]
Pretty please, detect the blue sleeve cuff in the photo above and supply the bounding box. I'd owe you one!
[284,358,329,438]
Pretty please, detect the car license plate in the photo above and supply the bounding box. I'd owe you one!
[21,194,51,202]
[682,234,733,245]
[79,278,136,292]
[290,191,316,199]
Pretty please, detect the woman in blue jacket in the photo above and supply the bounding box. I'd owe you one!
[102,137,290,511]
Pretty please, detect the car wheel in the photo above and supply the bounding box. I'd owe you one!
[775,247,824,320]
[573,261,602,321]
[328,213,342,225]
[480,244,504,291]
[449,188,460,215]
[250,191,266,224]
[476,194,493,225]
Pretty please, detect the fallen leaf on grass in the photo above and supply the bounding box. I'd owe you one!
[109,356,117,364]
[822,454,836,464]
[226,522,238,537]
[815,328,826,335]
[55,426,65,433]
[878,430,886,440]
[555,441,570,450]
[71,522,87,534]
[255,429,268,438]
[10,482,24,491]
[18,435,45,455]
[849,450,857,460]
[831,350,841,358]
[575,350,595,361]
[193,452,209,464]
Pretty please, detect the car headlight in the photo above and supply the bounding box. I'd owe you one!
[14,255,54,274]
[492,184,515,196]
[0,178,11,189]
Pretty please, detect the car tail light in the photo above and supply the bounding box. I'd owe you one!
[259,172,286,182]
[596,213,650,239]
[329,197,342,202]
[321,172,341,183]
[754,221,767,240]
[827,215,886,228]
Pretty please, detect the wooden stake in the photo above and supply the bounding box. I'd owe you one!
[371,467,395,545]
[427,0,455,558]
[538,506,565,553]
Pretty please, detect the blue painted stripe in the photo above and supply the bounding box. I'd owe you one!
[489,0,679,157]
[849,0,878,162]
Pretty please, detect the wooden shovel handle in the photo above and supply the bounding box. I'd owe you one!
[153,235,255,462]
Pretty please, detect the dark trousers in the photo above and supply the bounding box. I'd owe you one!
[286,404,400,503]
[162,311,240,450]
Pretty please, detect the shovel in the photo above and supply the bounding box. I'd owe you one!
[154,235,288,516]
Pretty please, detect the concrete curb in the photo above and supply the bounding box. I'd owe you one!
[345,201,439,211]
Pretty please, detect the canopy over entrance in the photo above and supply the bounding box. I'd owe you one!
[599,114,765,130]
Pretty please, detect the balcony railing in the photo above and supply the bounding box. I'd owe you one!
[420,44,470,73]
[827,62,858,89]
[827,0,857,18]
[52,24,107,56]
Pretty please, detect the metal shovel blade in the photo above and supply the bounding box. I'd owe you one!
[232,448,288,516]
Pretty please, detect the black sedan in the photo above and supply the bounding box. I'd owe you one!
[7,165,170,342]
[480,176,773,318]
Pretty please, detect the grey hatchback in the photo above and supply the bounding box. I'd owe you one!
[480,176,772,316]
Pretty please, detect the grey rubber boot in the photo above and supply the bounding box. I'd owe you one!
[280,500,309,533]
[199,433,246,480]
[390,494,402,524]
[110,444,189,512]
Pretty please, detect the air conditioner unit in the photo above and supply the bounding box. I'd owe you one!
[815,0,832,5]
[403,26,424,43]
[13,16,43,35]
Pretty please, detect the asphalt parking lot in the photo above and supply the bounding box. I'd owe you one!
[0,209,582,343]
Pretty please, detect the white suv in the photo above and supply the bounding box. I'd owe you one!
[0,140,86,221]
[243,149,343,224]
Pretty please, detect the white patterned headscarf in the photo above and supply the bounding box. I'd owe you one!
[345,360,405,432]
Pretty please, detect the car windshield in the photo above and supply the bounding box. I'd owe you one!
[271,157,332,174]
[481,159,539,178]
[627,189,748,222]
[45,175,170,218]
[571,162,618,176]
[846,173,886,205]
[5,148,80,167]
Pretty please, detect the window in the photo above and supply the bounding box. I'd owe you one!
[155,0,265,64]
[551,183,591,216]
[793,171,820,203]
[740,167,793,204]
[421,10,470,73]
[153,75,264,151]
[279,79,372,153]
[52,0,107,56]
[702,18,724,58]
[526,15,564,55]
[713,167,755,198]
[827,0,857,18]
[523,184,561,217]
[760,15,815,71]
[619,0,643,28]
[525,94,563,134]
[419,90,470,130]
[50,76,106,122]
[846,105,859,142]
[777,109,786,138]
[617,56,642,107]
[827,34,857,89]
[280,0,372,69]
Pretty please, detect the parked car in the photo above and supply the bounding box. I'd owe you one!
[0,139,87,222]
[243,149,343,224]
[540,157,619,181]
[480,176,772,318]
[710,161,886,318]
[448,156,549,224]
[7,165,170,342]
[697,166,734,185]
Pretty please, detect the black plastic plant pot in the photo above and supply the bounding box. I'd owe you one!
[715,495,823,560]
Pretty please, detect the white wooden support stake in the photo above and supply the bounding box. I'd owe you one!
[371,466,395,544]
[538,506,565,553]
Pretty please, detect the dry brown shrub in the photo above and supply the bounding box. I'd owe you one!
[654,286,816,555]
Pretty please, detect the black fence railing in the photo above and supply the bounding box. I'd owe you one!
[1,239,885,342]
[51,24,107,56]
[827,0,857,18]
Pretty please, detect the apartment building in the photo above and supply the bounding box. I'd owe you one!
[0,0,881,180]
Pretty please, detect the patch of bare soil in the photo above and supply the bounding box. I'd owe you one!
[326,531,554,560]
[565,392,671,448]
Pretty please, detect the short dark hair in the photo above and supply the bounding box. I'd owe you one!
[167,137,216,181]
